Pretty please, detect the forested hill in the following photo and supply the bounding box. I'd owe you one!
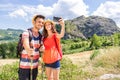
[0,28,23,42]
[64,15,120,39]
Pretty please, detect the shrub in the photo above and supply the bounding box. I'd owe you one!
[90,50,100,60]
[92,47,120,68]
[0,62,18,80]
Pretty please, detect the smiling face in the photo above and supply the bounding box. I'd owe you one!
[45,22,52,31]
[33,17,44,30]
[43,20,56,38]
[44,20,56,33]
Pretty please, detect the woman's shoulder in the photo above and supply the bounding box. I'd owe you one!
[54,33,61,39]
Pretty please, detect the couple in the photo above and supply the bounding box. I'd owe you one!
[18,14,65,80]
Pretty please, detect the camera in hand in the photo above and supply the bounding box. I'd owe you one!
[53,16,61,22]
[53,16,61,33]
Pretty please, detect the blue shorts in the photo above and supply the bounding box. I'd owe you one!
[45,60,60,69]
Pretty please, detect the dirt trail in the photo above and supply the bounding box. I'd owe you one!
[1,50,120,80]
[64,50,93,65]
[0,51,93,66]
[0,59,19,66]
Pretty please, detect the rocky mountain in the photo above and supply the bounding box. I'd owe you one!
[64,15,120,39]
[0,16,120,41]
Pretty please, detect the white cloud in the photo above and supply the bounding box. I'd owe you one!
[52,0,89,19]
[9,5,53,21]
[36,5,53,16]
[21,5,53,17]
[8,0,89,20]
[92,1,120,28]
[9,9,27,18]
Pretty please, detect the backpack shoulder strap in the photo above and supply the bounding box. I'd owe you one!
[54,34,59,51]
[27,28,33,42]
[38,31,43,45]
[54,34,63,58]
[27,28,43,45]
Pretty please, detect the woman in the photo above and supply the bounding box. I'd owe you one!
[42,18,65,80]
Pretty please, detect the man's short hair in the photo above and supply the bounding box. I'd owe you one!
[33,15,45,21]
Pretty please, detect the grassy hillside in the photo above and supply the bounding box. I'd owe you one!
[85,47,120,79]
[0,47,120,80]
[0,29,23,43]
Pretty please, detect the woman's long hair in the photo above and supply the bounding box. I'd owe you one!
[43,20,57,38]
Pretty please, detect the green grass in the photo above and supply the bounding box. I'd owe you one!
[0,63,18,80]
[90,50,100,60]
[0,58,92,80]
[0,58,82,80]
[0,47,120,80]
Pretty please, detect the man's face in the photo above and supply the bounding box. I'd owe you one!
[34,18,44,30]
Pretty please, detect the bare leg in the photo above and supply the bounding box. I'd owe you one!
[45,67,53,80]
[53,68,60,80]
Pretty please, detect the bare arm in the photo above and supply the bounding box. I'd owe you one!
[23,35,33,57]
[56,18,65,38]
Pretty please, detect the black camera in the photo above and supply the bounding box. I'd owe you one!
[53,16,61,22]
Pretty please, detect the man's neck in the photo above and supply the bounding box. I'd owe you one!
[32,27,38,33]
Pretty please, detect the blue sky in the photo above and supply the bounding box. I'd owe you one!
[0,0,120,30]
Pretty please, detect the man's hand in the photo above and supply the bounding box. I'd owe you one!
[27,48,34,59]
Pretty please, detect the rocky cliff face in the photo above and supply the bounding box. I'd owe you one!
[64,15,120,39]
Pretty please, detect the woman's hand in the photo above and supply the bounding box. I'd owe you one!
[56,18,65,38]
[39,45,45,52]
[58,18,65,27]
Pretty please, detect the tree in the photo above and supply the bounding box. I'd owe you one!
[0,43,8,58]
[90,34,102,49]
[0,42,17,59]
[113,33,119,46]
[7,42,17,58]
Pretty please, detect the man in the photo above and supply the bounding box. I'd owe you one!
[18,15,45,80]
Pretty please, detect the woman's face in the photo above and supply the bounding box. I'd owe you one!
[45,22,52,31]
